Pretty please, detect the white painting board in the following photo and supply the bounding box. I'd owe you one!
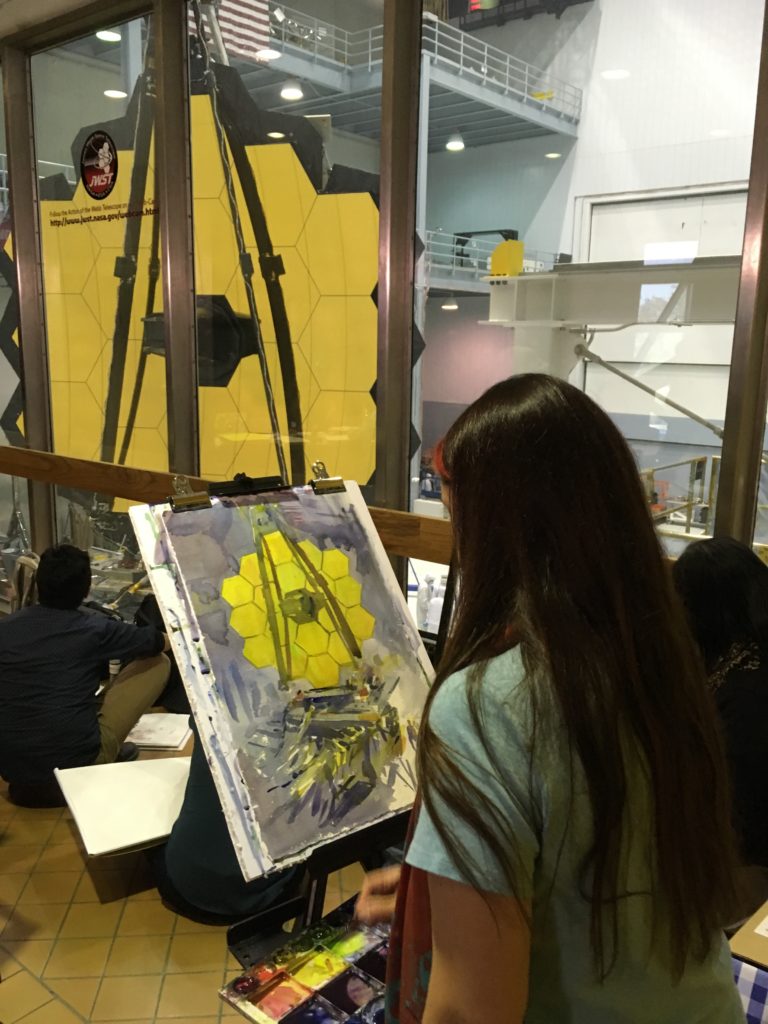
[127,713,192,750]
[55,757,191,856]
[130,482,433,881]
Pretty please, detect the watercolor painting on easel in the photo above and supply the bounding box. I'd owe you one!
[130,483,432,880]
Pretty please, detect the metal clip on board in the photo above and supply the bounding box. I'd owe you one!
[309,460,345,495]
[168,472,290,512]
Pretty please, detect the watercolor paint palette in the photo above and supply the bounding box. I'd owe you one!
[222,904,389,1024]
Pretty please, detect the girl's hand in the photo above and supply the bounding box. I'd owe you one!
[355,865,402,925]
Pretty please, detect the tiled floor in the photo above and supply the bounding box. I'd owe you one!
[0,772,365,1023]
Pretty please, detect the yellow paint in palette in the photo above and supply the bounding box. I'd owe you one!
[328,928,380,962]
[293,950,348,990]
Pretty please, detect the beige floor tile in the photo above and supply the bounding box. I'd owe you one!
[1,817,58,847]
[47,820,80,845]
[165,932,228,974]
[11,806,63,822]
[0,845,43,873]
[104,934,171,976]
[1,939,55,974]
[1,902,69,941]
[18,871,82,905]
[46,976,101,1018]
[43,936,113,978]
[155,970,225,1019]
[33,844,86,874]
[14,998,86,1023]
[0,971,54,1022]
[172,915,228,935]
[0,874,30,905]
[118,900,177,936]
[74,871,131,904]
[58,901,125,939]
[91,974,162,1021]
[0,943,22,979]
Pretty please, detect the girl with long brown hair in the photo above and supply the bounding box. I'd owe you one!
[358,374,744,1023]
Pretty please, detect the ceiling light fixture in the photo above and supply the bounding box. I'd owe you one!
[441,296,459,310]
[281,80,304,101]
[96,29,122,42]
[545,152,562,159]
[256,47,281,61]
[600,68,630,80]
[104,88,128,99]
[445,132,465,152]
[273,6,286,22]
[268,131,286,139]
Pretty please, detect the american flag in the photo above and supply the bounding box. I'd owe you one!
[189,0,271,61]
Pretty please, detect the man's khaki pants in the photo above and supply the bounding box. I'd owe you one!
[93,654,171,764]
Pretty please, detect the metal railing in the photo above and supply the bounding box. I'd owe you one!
[0,153,77,212]
[424,229,560,283]
[421,17,582,122]
[265,2,582,121]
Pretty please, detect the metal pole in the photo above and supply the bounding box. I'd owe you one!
[374,0,422,512]
[715,6,768,542]
[410,51,431,510]
[1,46,55,552]
[155,0,200,476]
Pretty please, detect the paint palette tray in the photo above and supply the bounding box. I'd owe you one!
[222,900,390,1024]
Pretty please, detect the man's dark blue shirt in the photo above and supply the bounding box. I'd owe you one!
[0,605,162,781]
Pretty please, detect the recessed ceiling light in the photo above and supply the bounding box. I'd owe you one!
[601,68,630,80]
[104,89,128,99]
[96,29,122,42]
[545,152,562,159]
[281,80,304,101]
[268,131,286,139]
[441,297,459,310]
[446,132,465,152]
[710,128,731,138]
[256,47,281,61]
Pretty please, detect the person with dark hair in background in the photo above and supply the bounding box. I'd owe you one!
[358,376,743,1023]
[673,537,768,873]
[0,544,171,807]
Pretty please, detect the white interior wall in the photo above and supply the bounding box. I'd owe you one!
[427,0,763,256]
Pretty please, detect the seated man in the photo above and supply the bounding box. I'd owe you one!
[0,544,170,806]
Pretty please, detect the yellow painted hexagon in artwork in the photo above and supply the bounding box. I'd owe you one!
[230,603,267,639]
[239,553,263,588]
[243,634,277,669]
[328,633,353,667]
[335,576,362,609]
[347,605,375,643]
[288,643,309,678]
[221,575,254,608]
[263,532,293,565]
[300,193,378,296]
[306,652,340,689]
[296,621,330,656]
[253,585,267,610]
[322,549,349,580]
[249,144,317,248]
[298,296,377,393]
[275,562,306,594]
[297,540,322,570]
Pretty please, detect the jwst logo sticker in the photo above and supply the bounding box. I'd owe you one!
[80,130,118,201]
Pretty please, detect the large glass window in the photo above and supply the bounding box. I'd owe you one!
[412,0,764,554]
[187,0,383,488]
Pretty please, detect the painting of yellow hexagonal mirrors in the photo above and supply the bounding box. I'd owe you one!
[131,482,432,879]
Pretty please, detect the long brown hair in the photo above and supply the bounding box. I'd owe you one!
[417,374,740,978]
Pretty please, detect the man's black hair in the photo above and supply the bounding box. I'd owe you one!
[36,545,92,610]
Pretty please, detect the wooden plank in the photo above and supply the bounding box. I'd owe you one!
[368,506,453,565]
[0,446,206,505]
[0,445,455,563]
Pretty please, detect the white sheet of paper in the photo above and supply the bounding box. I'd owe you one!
[55,757,191,856]
[755,913,768,939]
[127,713,192,750]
